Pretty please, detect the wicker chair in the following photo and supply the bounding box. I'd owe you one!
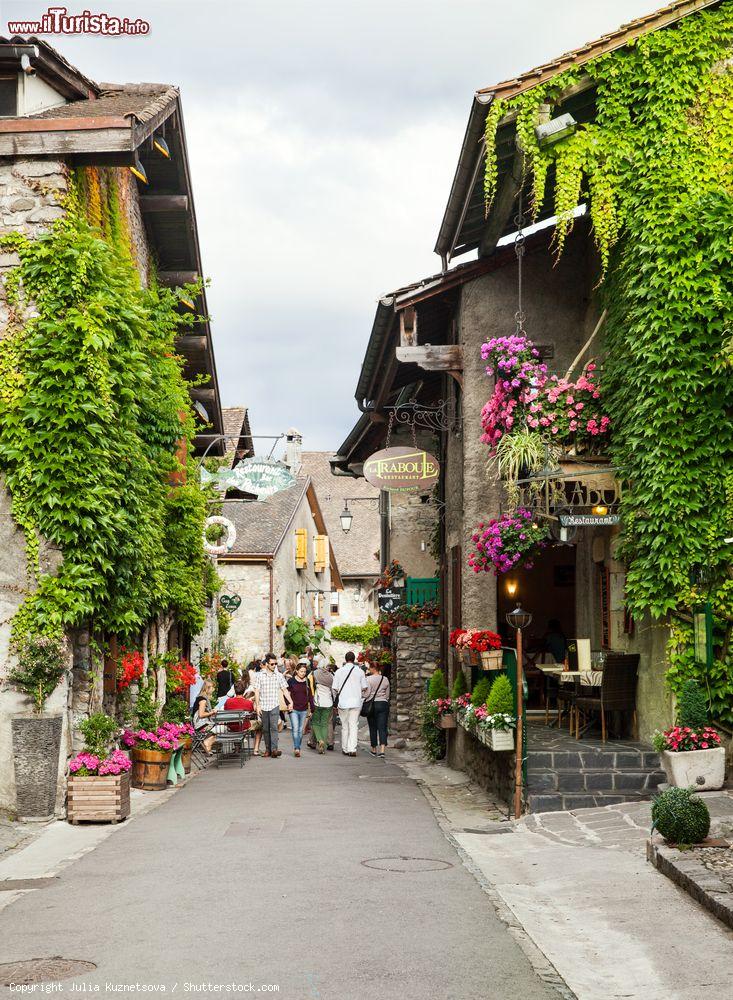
[574,653,640,741]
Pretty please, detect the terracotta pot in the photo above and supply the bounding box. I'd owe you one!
[180,738,192,774]
[660,747,726,791]
[469,650,479,666]
[130,747,172,790]
[439,713,457,730]
[68,772,130,824]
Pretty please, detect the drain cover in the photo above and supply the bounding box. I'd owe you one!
[0,958,97,986]
[361,856,453,873]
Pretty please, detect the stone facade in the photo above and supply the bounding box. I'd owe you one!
[447,725,514,806]
[391,624,441,745]
[217,562,271,661]
[389,490,439,580]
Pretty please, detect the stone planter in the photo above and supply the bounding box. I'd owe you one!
[480,650,503,670]
[439,713,456,730]
[68,772,130,824]
[130,747,172,790]
[660,747,726,791]
[12,716,63,820]
[490,728,515,751]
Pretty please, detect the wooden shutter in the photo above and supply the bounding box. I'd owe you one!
[314,535,328,573]
[295,528,307,568]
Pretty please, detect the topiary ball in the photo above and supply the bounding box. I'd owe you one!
[652,787,710,844]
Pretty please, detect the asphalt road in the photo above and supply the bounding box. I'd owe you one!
[0,737,557,1000]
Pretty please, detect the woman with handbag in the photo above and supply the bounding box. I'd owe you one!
[363,662,390,757]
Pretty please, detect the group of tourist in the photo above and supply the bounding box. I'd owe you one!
[191,650,390,761]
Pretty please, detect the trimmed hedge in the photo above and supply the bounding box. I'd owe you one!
[330,620,380,644]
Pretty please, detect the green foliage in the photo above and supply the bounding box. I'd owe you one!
[418,698,445,761]
[0,177,211,642]
[330,620,380,644]
[666,621,733,727]
[428,668,449,700]
[486,674,514,715]
[652,787,711,845]
[676,679,709,730]
[8,636,67,712]
[471,677,491,707]
[134,681,159,730]
[451,670,468,698]
[483,98,505,210]
[217,605,232,637]
[161,695,190,725]
[77,712,118,757]
[283,616,328,656]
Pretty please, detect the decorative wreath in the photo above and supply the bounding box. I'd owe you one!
[203,516,236,556]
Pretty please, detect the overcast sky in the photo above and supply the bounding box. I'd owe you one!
[3,0,661,452]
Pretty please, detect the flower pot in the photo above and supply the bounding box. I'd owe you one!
[12,716,63,820]
[180,738,192,774]
[67,772,130,824]
[490,728,515,751]
[130,747,172,790]
[660,747,726,791]
[469,650,479,666]
[480,650,503,670]
[439,713,457,730]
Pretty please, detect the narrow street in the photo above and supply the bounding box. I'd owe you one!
[0,744,556,1000]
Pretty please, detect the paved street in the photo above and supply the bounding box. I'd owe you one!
[0,743,556,1000]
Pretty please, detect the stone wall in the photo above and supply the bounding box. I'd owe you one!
[447,725,514,806]
[217,562,271,661]
[389,491,439,579]
[391,624,441,745]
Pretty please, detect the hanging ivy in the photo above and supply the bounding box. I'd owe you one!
[482,3,733,717]
[482,98,505,212]
[0,169,212,643]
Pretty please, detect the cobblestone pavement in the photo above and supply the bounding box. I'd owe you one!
[696,845,733,890]
[519,790,733,853]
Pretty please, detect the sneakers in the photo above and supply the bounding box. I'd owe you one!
[317,741,325,754]
[271,749,282,758]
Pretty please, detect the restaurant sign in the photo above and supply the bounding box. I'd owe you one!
[559,513,620,527]
[363,447,440,493]
[201,457,296,500]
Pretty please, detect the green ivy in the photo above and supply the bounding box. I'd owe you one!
[0,171,211,643]
[483,4,733,719]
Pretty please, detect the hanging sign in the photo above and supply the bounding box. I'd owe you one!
[559,513,620,527]
[378,587,405,613]
[203,516,236,555]
[363,447,440,493]
[201,457,295,500]
[219,593,242,613]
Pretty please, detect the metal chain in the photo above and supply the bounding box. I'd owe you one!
[409,405,419,450]
[385,408,396,451]
[514,188,526,334]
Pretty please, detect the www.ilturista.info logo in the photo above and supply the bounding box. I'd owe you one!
[8,7,150,35]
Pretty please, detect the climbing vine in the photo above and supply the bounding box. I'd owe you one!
[483,4,733,718]
[0,168,211,643]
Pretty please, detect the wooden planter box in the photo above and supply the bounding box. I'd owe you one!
[480,650,503,670]
[490,729,515,751]
[68,772,130,824]
[131,748,172,790]
[439,713,457,730]
[181,739,192,775]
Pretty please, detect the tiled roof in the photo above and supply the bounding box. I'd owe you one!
[222,406,251,469]
[29,83,178,122]
[2,35,98,93]
[300,452,380,578]
[221,480,308,557]
[479,0,720,100]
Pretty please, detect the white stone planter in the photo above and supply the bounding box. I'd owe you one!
[660,747,726,791]
[490,729,515,751]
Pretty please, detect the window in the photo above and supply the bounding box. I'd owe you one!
[295,591,303,618]
[330,591,340,615]
[0,77,17,118]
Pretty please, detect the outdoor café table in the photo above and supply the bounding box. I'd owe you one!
[537,666,603,727]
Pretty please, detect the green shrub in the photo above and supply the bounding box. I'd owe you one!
[451,670,468,698]
[676,679,709,730]
[652,787,710,845]
[428,668,449,700]
[9,636,67,713]
[471,677,491,707]
[418,699,445,761]
[134,681,159,730]
[77,712,118,758]
[161,696,189,725]
[486,674,514,715]
[330,620,380,644]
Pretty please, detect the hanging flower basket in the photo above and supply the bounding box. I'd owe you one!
[439,712,457,730]
[480,650,503,670]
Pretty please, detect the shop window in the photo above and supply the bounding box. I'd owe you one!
[330,591,340,616]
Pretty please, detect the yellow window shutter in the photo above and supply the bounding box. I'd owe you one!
[314,534,328,573]
[295,528,307,569]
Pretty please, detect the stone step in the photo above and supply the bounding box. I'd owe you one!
[527,767,666,794]
[527,789,655,814]
[526,749,660,772]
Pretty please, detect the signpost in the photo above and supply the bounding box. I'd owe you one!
[363,447,440,493]
[201,457,295,500]
[378,587,405,614]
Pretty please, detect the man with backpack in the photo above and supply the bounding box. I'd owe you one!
[332,651,368,757]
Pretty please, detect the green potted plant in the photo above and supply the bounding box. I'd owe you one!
[485,674,516,751]
[8,636,68,820]
[651,787,711,846]
[428,669,456,729]
[67,713,131,825]
[652,680,725,790]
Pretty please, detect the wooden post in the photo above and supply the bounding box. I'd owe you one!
[514,627,524,820]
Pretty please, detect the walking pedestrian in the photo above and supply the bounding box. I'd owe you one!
[288,663,313,757]
[215,659,236,704]
[364,663,390,757]
[307,659,334,753]
[332,651,368,757]
[254,652,293,758]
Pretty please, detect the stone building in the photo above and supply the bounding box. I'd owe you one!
[0,38,224,814]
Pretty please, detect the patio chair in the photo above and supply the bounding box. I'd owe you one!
[211,710,249,768]
[556,676,578,732]
[574,653,640,742]
[190,726,212,769]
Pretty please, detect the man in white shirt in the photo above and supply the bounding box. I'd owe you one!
[332,651,368,756]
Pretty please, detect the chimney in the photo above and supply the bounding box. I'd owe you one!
[285,428,303,474]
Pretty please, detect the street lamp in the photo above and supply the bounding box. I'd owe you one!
[339,503,354,534]
[506,602,532,820]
